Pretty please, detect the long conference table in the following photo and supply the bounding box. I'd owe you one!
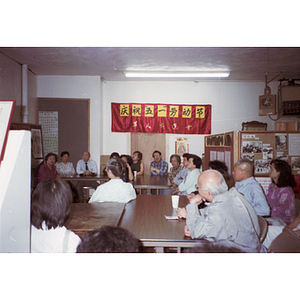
[65,194,199,253]
[64,174,172,195]
[117,195,198,252]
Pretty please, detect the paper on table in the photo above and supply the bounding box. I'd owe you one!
[164,215,179,220]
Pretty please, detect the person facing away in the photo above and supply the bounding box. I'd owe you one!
[89,157,136,203]
[232,158,270,216]
[76,150,99,201]
[31,179,81,253]
[176,170,266,253]
[56,151,76,177]
[150,150,168,176]
[76,226,140,253]
[267,159,296,224]
[131,150,144,175]
[103,152,120,176]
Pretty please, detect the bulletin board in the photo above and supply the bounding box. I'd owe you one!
[241,131,300,176]
[204,131,240,174]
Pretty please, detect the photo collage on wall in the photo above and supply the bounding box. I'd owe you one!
[241,132,300,176]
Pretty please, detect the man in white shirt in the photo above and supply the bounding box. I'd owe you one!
[76,151,99,201]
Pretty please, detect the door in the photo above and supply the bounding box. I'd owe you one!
[131,133,166,175]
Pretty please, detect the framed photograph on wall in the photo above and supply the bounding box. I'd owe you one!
[0,100,16,164]
[31,128,44,159]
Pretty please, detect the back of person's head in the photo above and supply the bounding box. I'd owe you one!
[189,154,202,169]
[170,154,181,164]
[271,159,296,188]
[31,179,73,230]
[76,226,140,253]
[106,157,125,177]
[209,160,228,173]
[200,169,228,196]
[133,151,143,161]
[235,158,254,176]
[110,152,120,159]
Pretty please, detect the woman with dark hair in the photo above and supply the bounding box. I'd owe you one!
[31,179,81,252]
[208,160,234,189]
[56,151,76,177]
[120,154,134,181]
[131,150,144,175]
[89,157,136,203]
[267,159,296,224]
[37,152,59,183]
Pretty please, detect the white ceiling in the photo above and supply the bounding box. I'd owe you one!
[1,47,300,82]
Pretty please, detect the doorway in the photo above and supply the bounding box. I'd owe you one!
[131,133,166,175]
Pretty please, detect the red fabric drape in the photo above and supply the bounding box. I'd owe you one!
[111,103,211,134]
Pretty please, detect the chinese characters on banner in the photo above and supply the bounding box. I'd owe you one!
[39,111,58,155]
[111,103,211,134]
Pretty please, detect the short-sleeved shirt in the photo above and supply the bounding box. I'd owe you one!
[150,159,168,176]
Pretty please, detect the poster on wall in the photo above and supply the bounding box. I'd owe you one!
[0,100,15,164]
[175,138,189,157]
[31,128,43,159]
[39,111,58,156]
[111,102,211,134]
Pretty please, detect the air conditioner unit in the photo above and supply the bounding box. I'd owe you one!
[278,82,300,115]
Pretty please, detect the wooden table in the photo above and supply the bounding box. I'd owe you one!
[132,174,171,195]
[65,202,125,238]
[62,175,109,183]
[117,195,197,252]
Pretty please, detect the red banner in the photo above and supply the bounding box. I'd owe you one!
[111,103,211,134]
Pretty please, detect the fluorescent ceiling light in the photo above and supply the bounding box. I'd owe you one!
[124,72,230,78]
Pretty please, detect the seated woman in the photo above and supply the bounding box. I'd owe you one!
[208,160,234,189]
[31,179,81,253]
[56,151,76,177]
[267,159,296,224]
[131,150,144,175]
[37,152,59,184]
[168,154,183,181]
[89,157,136,203]
[171,154,202,195]
[120,154,134,182]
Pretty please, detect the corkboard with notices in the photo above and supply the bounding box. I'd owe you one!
[240,131,300,176]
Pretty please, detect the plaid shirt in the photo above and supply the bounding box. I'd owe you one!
[150,159,168,175]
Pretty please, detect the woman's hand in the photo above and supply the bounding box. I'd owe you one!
[184,225,190,237]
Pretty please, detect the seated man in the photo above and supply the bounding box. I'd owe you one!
[171,153,190,194]
[89,157,136,203]
[150,150,168,176]
[232,158,270,216]
[177,170,266,253]
[76,151,100,201]
[172,154,201,195]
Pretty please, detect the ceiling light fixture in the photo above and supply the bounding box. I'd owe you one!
[124,71,230,78]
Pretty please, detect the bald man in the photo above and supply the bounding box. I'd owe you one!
[232,159,270,216]
[177,170,266,252]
